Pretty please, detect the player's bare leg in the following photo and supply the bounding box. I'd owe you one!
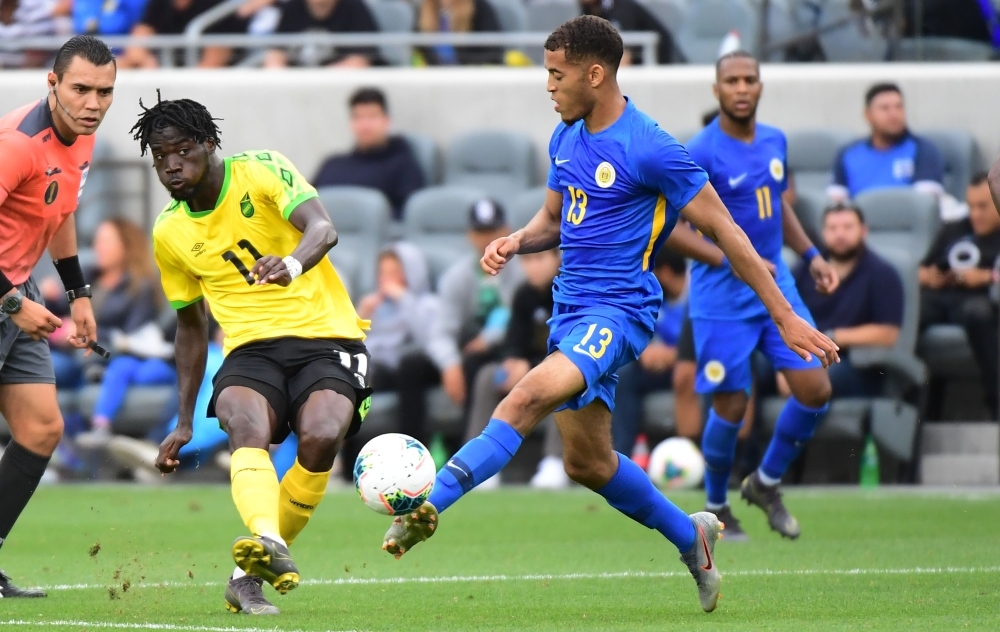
[383,353,579,558]
[0,383,64,598]
[217,386,298,602]
[742,367,831,540]
[555,401,722,612]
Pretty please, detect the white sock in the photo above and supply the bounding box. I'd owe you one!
[232,567,246,580]
[757,470,781,487]
[705,501,727,512]
[261,532,287,547]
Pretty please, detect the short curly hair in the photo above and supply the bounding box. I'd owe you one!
[544,15,623,71]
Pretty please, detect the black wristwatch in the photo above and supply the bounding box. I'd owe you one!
[1,290,23,315]
[66,285,92,303]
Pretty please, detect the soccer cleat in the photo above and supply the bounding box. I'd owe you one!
[225,575,279,615]
[741,471,800,540]
[706,505,749,542]
[0,570,46,598]
[679,512,722,613]
[382,501,438,559]
[231,535,300,594]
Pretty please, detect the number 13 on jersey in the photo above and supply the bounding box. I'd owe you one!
[566,185,588,225]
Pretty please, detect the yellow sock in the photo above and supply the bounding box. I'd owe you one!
[278,458,331,546]
[230,448,280,538]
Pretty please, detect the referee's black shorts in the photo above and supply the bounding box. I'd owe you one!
[208,337,373,444]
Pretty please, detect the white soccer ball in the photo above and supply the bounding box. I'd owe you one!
[353,433,436,515]
[647,437,705,490]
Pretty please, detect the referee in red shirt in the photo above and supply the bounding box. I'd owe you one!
[0,35,115,597]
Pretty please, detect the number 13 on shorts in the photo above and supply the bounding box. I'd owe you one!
[573,323,613,360]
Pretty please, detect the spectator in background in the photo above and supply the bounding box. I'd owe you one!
[264,0,380,67]
[417,0,503,66]
[73,0,146,35]
[828,83,944,202]
[919,173,1000,412]
[579,0,681,64]
[119,0,248,68]
[465,248,566,489]
[359,243,440,447]
[106,316,229,481]
[427,199,523,414]
[904,0,998,46]
[793,202,904,398]
[612,248,687,454]
[67,220,177,448]
[313,88,425,219]
[0,0,73,68]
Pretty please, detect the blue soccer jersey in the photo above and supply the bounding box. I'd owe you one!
[545,98,708,410]
[685,119,798,321]
[547,99,708,328]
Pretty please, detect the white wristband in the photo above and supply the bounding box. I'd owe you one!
[282,256,303,281]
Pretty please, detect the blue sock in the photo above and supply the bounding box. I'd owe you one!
[701,408,742,508]
[596,452,696,552]
[428,419,523,513]
[759,396,829,482]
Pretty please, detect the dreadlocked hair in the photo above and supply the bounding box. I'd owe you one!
[130,90,222,156]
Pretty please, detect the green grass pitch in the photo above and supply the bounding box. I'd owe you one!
[1,485,998,631]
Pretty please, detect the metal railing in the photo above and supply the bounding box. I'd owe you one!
[0,31,661,67]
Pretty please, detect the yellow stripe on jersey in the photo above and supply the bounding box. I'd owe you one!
[152,150,367,355]
[642,194,668,271]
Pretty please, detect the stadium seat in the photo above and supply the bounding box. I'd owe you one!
[526,0,580,63]
[785,128,854,196]
[919,129,983,200]
[76,385,176,438]
[676,0,758,65]
[747,0,796,61]
[636,0,687,35]
[918,325,979,381]
[403,185,488,283]
[76,139,116,245]
[759,396,870,442]
[426,387,465,436]
[791,187,827,239]
[815,1,888,62]
[444,130,537,206]
[366,0,415,67]
[401,132,441,186]
[318,186,393,297]
[488,0,528,32]
[853,188,939,260]
[641,391,677,435]
[509,186,548,230]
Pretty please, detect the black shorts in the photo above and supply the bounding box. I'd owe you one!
[676,315,695,363]
[208,337,373,444]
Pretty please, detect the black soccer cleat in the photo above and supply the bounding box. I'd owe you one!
[225,575,279,615]
[0,570,46,598]
[231,535,300,595]
[741,471,801,539]
[706,505,749,542]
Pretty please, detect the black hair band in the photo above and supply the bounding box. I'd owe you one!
[53,255,87,292]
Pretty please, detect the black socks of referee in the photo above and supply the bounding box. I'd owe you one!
[0,441,51,548]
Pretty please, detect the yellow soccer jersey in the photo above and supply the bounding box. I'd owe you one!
[152,150,367,355]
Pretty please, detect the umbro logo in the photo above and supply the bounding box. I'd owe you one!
[45,167,62,177]
[42,132,51,143]
[289,498,315,510]
[191,243,206,257]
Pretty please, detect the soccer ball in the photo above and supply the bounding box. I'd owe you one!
[647,437,705,490]
[353,433,436,516]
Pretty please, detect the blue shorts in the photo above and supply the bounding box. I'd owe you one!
[692,298,822,394]
[547,303,654,412]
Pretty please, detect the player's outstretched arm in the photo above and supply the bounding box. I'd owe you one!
[157,302,208,474]
[252,199,337,286]
[680,183,839,367]
[482,189,562,275]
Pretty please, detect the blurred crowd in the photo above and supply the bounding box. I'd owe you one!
[25,79,1000,486]
[3,0,1000,69]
